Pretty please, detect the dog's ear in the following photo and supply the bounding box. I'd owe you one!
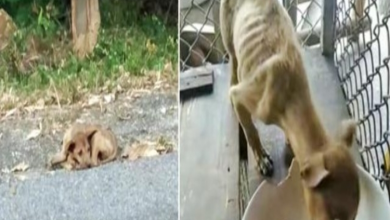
[339,119,357,147]
[300,153,330,188]
[67,141,76,152]
[84,126,99,143]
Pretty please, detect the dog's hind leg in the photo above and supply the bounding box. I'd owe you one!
[99,152,117,165]
[220,0,239,88]
[230,91,274,177]
[229,54,290,177]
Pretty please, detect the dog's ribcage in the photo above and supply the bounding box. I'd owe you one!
[232,1,298,82]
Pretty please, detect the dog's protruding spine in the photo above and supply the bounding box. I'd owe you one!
[220,0,360,219]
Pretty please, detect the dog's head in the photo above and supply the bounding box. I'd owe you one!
[65,128,99,168]
[300,119,357,188]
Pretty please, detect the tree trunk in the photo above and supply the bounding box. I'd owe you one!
[0,9,17,51]
[71,0,100,59]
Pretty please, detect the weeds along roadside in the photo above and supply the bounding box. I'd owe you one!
[0,0,178,110]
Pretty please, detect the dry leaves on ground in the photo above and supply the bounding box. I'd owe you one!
[11,162,29,172]
[26,123,42,140]
[1,108,19,121]
[24,98,45,113]
[82,93,116,111]
[121,139,173,161]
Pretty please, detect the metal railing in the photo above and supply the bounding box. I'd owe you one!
[334,0,390,199]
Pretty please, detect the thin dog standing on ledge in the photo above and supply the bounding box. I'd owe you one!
[220,0,360,219]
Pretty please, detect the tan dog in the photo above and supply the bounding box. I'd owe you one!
[349,0,366,41]
[220,0,359,219]
[299,121,359,220]
[351,0,365,22]
[59,132,94,170]
[88,127,118,167]
[49,123,118,170]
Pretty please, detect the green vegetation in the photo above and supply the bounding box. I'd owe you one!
[0,0,177,108]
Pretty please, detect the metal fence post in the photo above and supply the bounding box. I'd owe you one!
[321,0,336,56]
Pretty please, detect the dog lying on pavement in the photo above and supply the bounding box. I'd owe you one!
[49,123,118,170]
[220,0,360,219]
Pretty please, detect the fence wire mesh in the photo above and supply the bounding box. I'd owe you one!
[334,0,390,199]
[283,0,323,46]
[179,0,325,72]
[179,0,225,72]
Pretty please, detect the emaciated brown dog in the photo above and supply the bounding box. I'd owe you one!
[220,0,360,219]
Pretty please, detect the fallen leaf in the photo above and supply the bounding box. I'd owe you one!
[36,98,45,107]
[11,162,29,172]
[121,141,160,161]
[87,95,101,106]
[103,93,115,104]
[26,128,41,140]
[2,108,18,120]
[155,144,167,153]
[117,114,131,121]
[133,93,141,99]
[121,145,145,161]
[143,149,159,157]
[23,98,45,112]
[116,84,124,93]
[156,137,174,154]
[75,118,85,123]
[154,81,163,90]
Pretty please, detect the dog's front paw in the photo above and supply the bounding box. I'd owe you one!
[258,153,274,177]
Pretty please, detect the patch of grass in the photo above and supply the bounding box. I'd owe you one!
[0,1,177,110]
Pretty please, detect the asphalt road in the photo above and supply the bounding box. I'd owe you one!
[0,153,178,220]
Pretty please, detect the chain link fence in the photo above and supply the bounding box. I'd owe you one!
[179,0,224,71]
[334,0,390,200]
[179,0,329,73]
[283,0,324,46]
